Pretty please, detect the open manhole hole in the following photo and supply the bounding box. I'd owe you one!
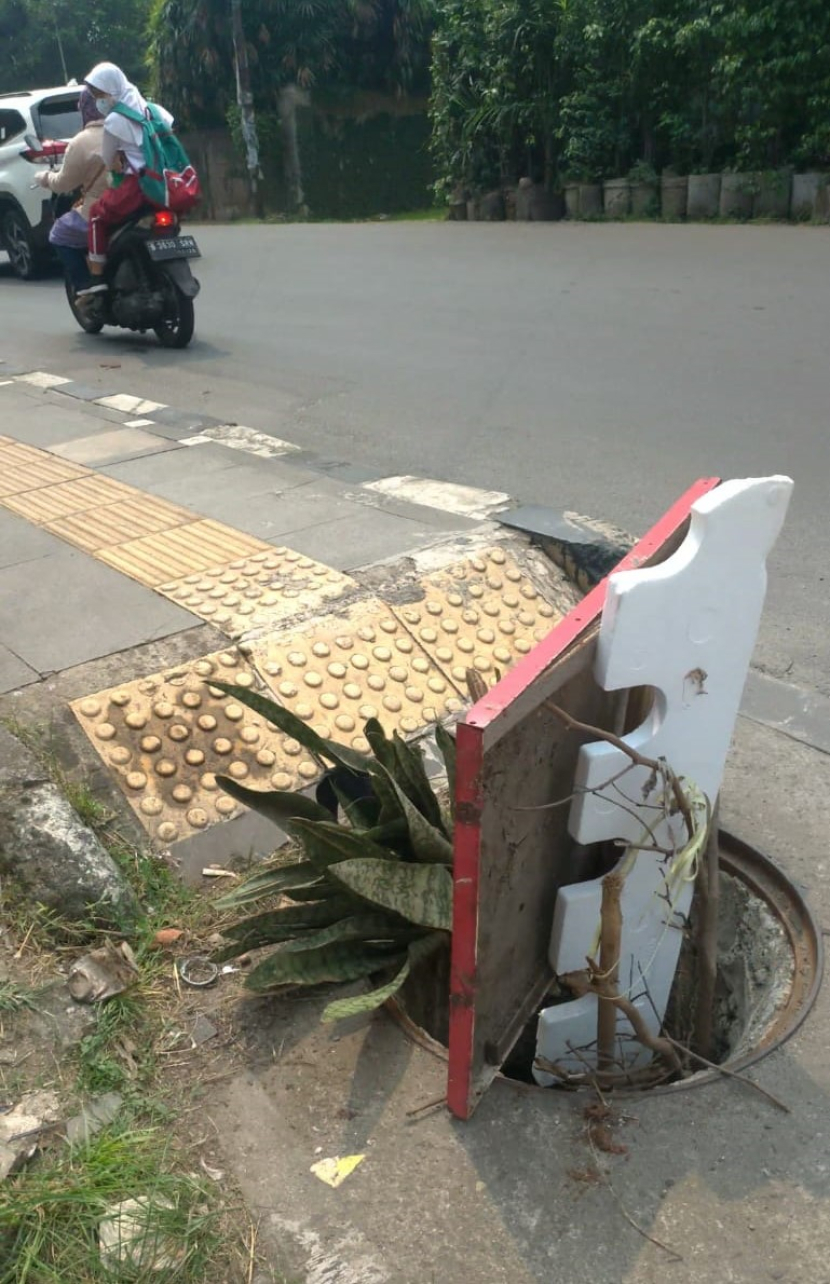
[391,830,822,1096]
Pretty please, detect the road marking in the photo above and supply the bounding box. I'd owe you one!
[181,424,300,457]
[95,394,168,415]
[365,475,511,518]
[15,371,72,389]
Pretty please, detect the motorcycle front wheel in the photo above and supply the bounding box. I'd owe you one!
[154,280,195,349]
[65,279,104,335]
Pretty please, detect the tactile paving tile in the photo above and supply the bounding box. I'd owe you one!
[249,599,467,744]
[0,452,89,497]
[391,547,571,688]
[156,546,360,639]
[95,520,271,587]
[44,496,193,552]
[71,649,325,846]
[1,475,137,523]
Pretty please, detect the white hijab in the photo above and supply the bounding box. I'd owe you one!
[84,62,173,170]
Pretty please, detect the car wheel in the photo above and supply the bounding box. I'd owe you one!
[2,209,42,280]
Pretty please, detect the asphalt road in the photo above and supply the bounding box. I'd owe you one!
[3,221,829,693]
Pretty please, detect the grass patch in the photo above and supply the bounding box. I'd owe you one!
[0,1124,220,1283]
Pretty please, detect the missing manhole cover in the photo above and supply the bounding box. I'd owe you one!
[390,831,822,1098]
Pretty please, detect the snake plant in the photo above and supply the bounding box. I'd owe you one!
[209,681,455,1022]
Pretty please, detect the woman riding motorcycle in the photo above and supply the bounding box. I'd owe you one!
[34,88,107,293]
[78,62,175,298]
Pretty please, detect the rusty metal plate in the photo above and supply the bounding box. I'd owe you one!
[156,546,360,639]
[1,475,137,523]
[392,547,571,690]
[250,599,467,745]
[71,649,323,846]
[45,496,193,552]
[0,455,89,497]
[95,520,271,587]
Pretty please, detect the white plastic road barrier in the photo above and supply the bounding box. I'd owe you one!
[535,476,793,1083]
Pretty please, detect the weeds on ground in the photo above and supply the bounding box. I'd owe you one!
[0,1124,218,1283]
[0,719,267,1280]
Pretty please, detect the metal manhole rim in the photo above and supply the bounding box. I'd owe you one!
[387,828,824,1099]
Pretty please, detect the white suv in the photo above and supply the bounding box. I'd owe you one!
[0,85,81,279]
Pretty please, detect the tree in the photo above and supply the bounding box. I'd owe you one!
[0,0,151,94]
[147,0,435,129]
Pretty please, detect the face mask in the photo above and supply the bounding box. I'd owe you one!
[96,95,115,116]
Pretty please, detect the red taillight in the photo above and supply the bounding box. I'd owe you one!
[153,210,176,230]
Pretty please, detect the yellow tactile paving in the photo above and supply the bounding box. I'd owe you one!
[71,649,288,847]
[0,440,52,466]
[156,546,359,639]
[95,520,271,587]
[1,475,137,523]
[391,547,576,688]
[0,457,89,497]
[250,599,467,742]
[45,496,194,552]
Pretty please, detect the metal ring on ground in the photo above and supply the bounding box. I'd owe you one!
[178,955,219,988]
[387,829,823,1098]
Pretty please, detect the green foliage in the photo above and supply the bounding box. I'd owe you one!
[429,0,830,195]
[148,0,435,128]
[328,858,453,929]
[0,0,151,94]
[212,684,454,1019]
[0,1125,216,1283]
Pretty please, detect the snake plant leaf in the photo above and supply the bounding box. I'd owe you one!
[281,913,421,953]
[391,732,446,834]
[329,776,381,830]
[382,772,453,864]
[434,722,457,821]
[214,862,326,909]
[245,940,406,992]
[320,930,447,1022]
[365,764,406,826]
[321,955,412,1023]
[291,818,401,868]
[214,778,333,833]
[327,858,453,930]
[209,681,374,774]
[211,897,359,960]
[363,717,396,773]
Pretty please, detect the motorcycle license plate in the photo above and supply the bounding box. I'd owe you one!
[147,235,201,262]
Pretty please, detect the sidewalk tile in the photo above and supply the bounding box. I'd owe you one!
[0,644,38,695]
[45,496,193,552]
[0,548,197,673]
[284,509,469,571]
[0,509,66,568]
[96,519,270,586]
[49,427,180,468]
[2,475,136,523]
[157,545,358,638]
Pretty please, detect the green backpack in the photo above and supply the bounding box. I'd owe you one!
[111,102,201,214]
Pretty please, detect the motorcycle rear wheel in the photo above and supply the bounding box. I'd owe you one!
[65,279,104,335]
[154,282,195,349]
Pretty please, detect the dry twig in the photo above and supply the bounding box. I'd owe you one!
[693,796,720,1060]
[664,1035,790,1114]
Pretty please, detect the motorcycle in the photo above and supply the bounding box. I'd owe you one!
[65,208,201,349]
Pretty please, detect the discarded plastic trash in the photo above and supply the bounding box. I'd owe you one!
[98,1196,183,1273]
[310,1154,366,1188]
[0,1090,61,1178]
[151,928,185,949]
[177,956,219,988]
[65,1092,123,1146]
[201,867,238,880]
[68,941,139,1004]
